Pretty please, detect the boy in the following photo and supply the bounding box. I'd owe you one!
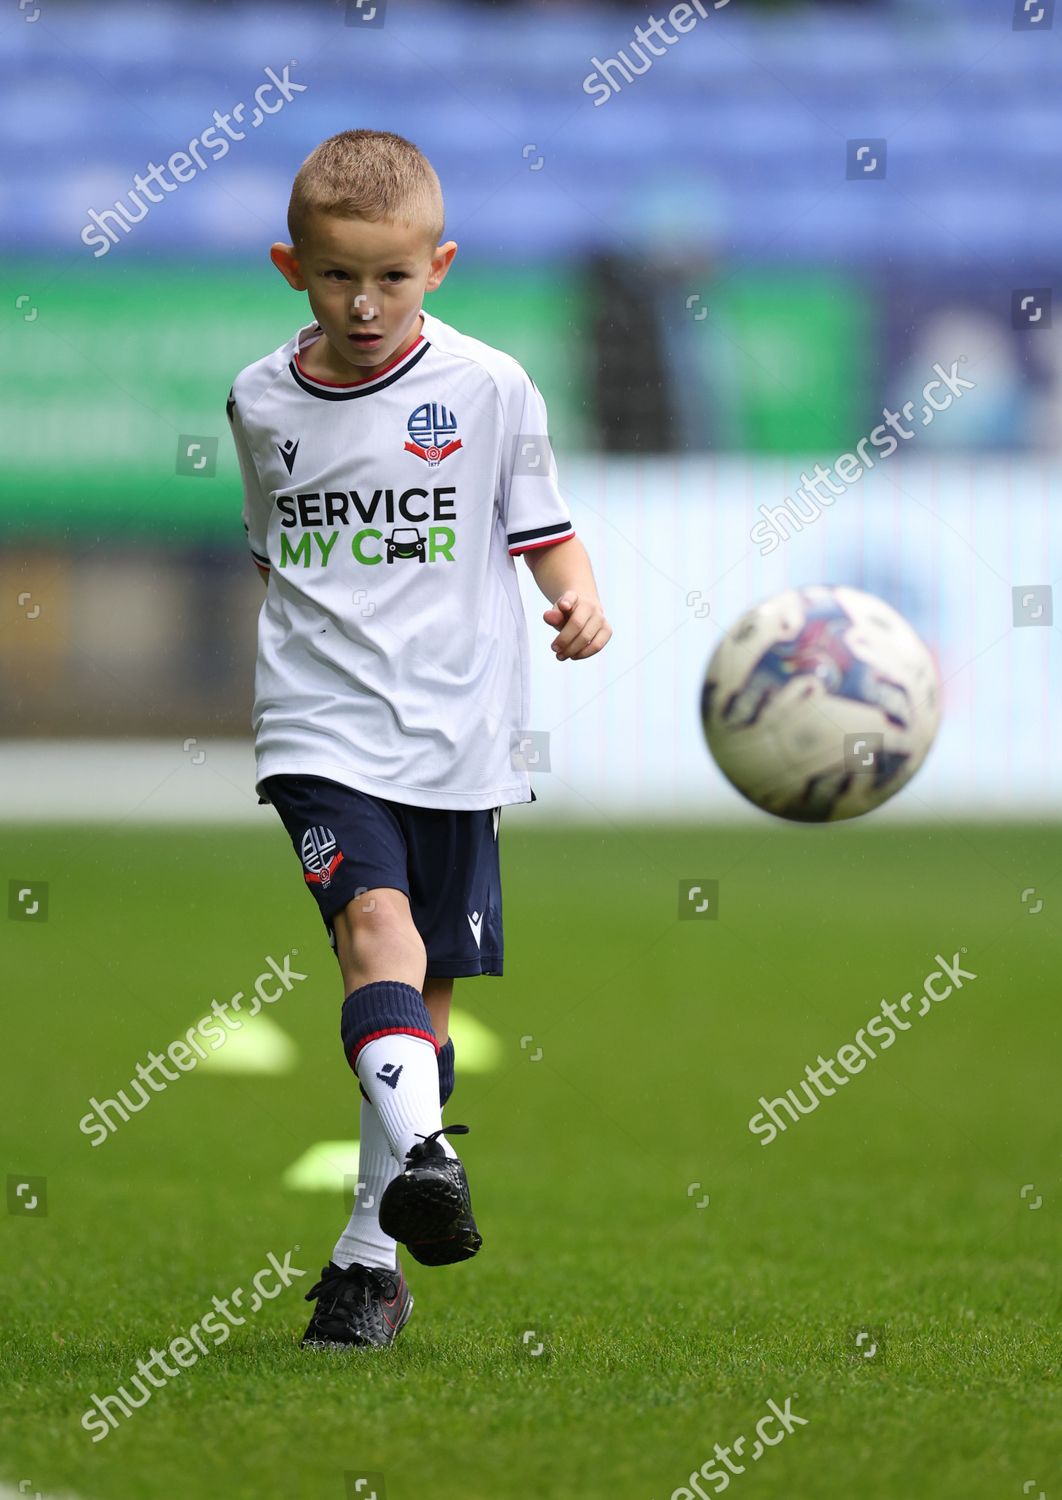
[226,129,611,1350]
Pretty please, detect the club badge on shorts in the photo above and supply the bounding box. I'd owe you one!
[300,825,344,888]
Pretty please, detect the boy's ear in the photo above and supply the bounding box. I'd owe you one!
[270,242,307,291]
[425,239,458,294]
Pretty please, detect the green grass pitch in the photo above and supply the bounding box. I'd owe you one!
[1,820,1059,1499]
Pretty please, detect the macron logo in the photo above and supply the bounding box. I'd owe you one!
[467,910,483,949]
[375,1063,403,1090]
[277,437,299,475]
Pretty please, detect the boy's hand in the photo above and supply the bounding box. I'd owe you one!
[542,591,612,661]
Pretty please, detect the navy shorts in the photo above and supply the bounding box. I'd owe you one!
[260,774,504,979]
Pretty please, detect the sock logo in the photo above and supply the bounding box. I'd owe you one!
[375,1063,403,1090]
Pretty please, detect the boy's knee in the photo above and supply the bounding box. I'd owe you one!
[333,887,424,966]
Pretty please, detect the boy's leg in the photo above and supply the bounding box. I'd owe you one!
[338,914,477,1267]
[423,976,454,1045]
[333,1093,400,1271]
[258,778,441,1142]
[261,775,478,1296]
[260,776,480,1267]
[333,975,456,1271]
[424,976,455,1113]
[333,889,460,1163]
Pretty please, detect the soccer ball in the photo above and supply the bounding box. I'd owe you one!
[701,584,941,822]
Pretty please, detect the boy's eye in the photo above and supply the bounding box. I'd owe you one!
[322,270,407,283]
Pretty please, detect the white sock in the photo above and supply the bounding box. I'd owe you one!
[332,1094,400,1272]
[356,1033,457,1163]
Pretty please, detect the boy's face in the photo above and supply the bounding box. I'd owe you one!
[271,213,456,378]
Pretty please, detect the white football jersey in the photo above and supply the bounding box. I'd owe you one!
[227,308,575,811]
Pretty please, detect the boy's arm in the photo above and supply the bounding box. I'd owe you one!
[499,367,610,662]
[523,536,611,661]
[226,385,272,585]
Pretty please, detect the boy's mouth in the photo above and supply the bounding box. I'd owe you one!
[349,332,383,347]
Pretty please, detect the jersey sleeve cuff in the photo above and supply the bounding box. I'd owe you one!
[507,521,575,556]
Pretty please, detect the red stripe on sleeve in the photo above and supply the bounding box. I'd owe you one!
[509,530,576,557]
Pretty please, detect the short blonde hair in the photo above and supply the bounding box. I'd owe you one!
[287,129,444,254]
